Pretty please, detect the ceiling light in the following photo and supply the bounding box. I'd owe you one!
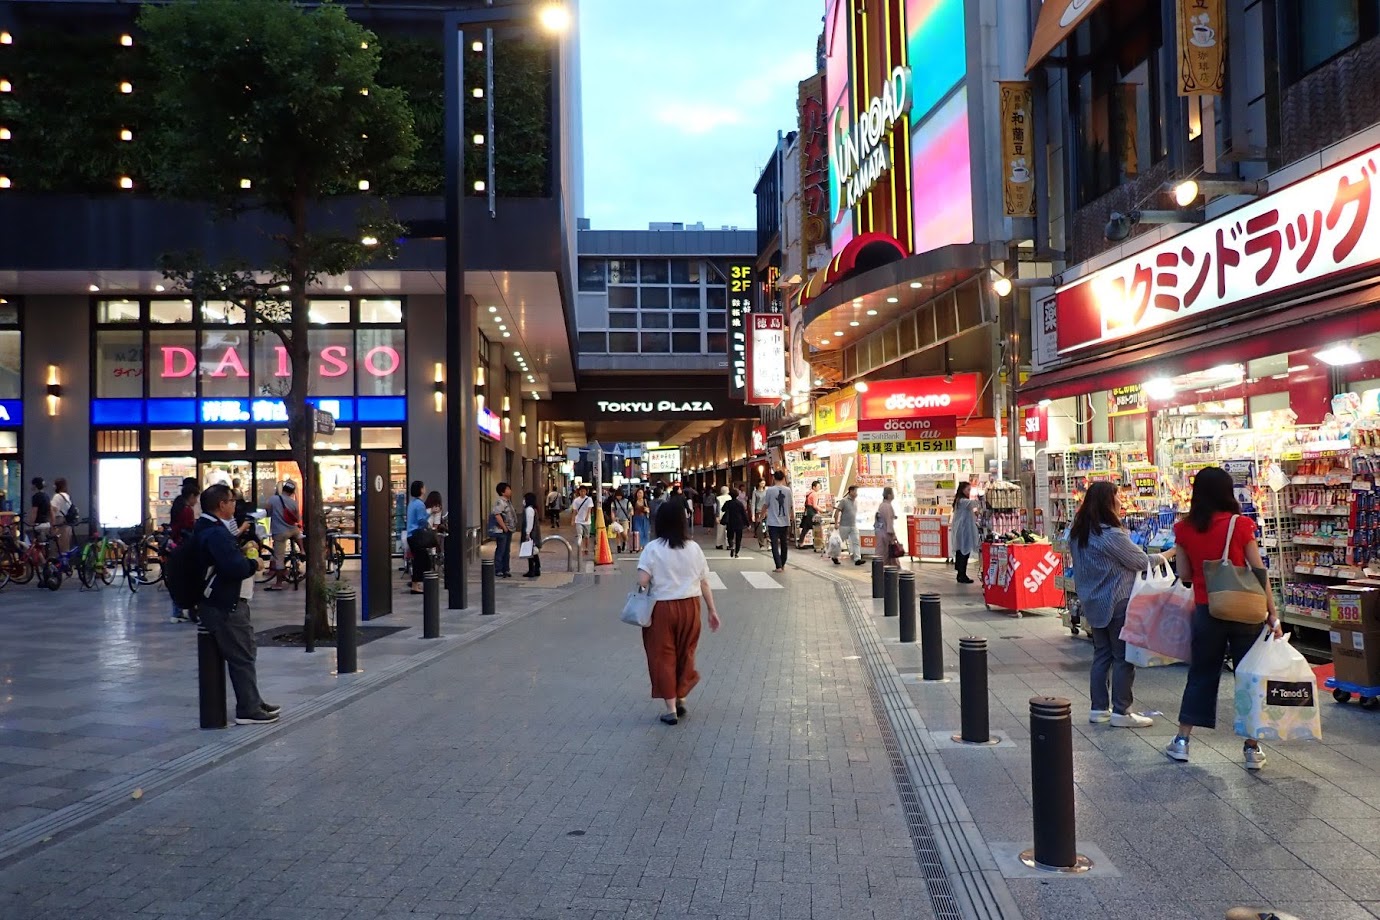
[886,296,898,303]
[1316,344,1363,366]
[1037,398,1052,407]
[1172,179,1199,208]
[1144,377,1177,401]
[119,81,132,94]
[866,309,877,316]
[528,375,535,382]
[240,178,252,189]
[488,305,498,313]
[833,331,844,337]
[909,282,923,289]
[119,34,133,47]
[992,277,1013,298]
[474,180,486,192]
[357,179,370,191]
[502,331,511,338]
[852,298,863,305]
[118,176,133,189]
[119,128,132,142]
[849,321,859,327]
[513,351,521,357]
[854,381,869,393]
[154,284,165,292]
[343,284,353,293]
[819,339,830,346]
[532,392,540,400]
[814,377,824,386]
[88,284,100,292]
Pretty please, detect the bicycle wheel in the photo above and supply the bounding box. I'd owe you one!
[123,546,143,593]
[329,542,345,580]
[136,536,164,585]
[285,553,305,586]
[7,549,34,585]
[77,550,97,589]
[41,561,62,591]
[99,542,118,585]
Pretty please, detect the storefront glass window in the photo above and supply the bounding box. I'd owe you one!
[252,331,286,398]
[97,299,141,323]
[354,328,406,395]
[608,287,637,309]
[607,260,637,284]
[1285,0,1379,79]
[150,300,195,324]
[148,331,198,397]
[360,299,402,323]
[150,430,194,451]
[201,300,247,324]
[313,428,352,451]
[610,312,637,329]
[203,429,248,451]
[640,312,668,329]
[309,300,351,324]
[0,300,18,325]
[670,260,702,284]
[199,329,252,397]
[307,329,354,397]
[671,287,700,310]
[641,260,669,284]
[640,287,670,309]
[0,431,16,454]
[0,331,19,398]
[96,330,146,398]
[257,428,291,451]
[360,427,403,449]
[578,259,607,292]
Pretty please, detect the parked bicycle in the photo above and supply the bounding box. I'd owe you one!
[11,527,61,591]
[129,523,173,588]
[256,530,345,587]
[76,525,124,590]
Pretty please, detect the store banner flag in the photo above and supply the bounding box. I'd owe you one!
[745,313,787,406]
[1177,0,1225,96]
[998,81,1036,217]
[858,416,957,454]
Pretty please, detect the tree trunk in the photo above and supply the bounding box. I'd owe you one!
[287,286,331,640]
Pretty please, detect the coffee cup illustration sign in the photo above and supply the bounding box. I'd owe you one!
[1177,0,1225,95]
[999,82,1035,216]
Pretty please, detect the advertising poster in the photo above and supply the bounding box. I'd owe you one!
[745,313,787,405]
[788,459,831,514]
[1177,0,1225,95]
[998,81,1035,217]
[157,476,184,504]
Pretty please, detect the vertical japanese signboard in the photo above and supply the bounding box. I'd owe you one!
[998,81,1035,217]
[728,261,752,399]
[1177,0,1225,95]
[745,314,787,406]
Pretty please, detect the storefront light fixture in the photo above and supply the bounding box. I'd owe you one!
[1316,344,1363,366]
[471,39,484,52]
[1168,177,1265,207]
[357,179,370,191]
[1208,364,1243,378]
[1037,398,1052,407]
[88,283,100,292]
[854,380,869,392]
[1105,209,1202,242]
[119,81,132,94]
[0,128,9,141]
[473,134,485,146]
[343,284,353,292]
[474,180,486,192]
[45,365,61,417]
[154,284,165,292]
[472,87,484,98]
[120,34,133,47]
[1144,377,1177,401]
[119,128,132,142]
[886,296,899,303]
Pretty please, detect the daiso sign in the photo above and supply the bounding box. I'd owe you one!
[859,374,982,421]
[158,342,402,380]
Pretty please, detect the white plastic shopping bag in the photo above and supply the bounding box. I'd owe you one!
[1125,643,1180,668]
[826,530,842,560]
[1233,628,1323,742]
[1120,568,1195,662]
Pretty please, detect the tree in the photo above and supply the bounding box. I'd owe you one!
[139,0,418,637]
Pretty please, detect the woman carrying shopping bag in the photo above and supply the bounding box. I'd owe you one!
[1167,466,1282,769]
[1068,482,1175,727]
[636,502,721,724]
[521,492,542,579]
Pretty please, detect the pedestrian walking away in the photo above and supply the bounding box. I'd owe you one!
[266,480,301,591]
[714,485,731,549]
[546,485,562,530]
[521,492,542,579]
[761,471,794,572]
[950,481,980,584]
[636,502,721,724]
[169,478,201,621]
[404,480,435,594]
[874,487,898,564]
[190,483,280,725]
[1166,466,1282,770]
[490,482,517,578]
[1068,481,1175,728]
[721,487,749,557]
[50,476,76,553]
[834,484,863,565]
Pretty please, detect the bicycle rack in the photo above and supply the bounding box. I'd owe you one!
[538,535,577,572]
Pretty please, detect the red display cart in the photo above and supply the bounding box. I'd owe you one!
[980,542,1066,616]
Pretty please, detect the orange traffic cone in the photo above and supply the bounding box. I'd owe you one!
[594,506,614,566]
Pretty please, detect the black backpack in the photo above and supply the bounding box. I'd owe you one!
[165,529,212,611]
[62,496,79,527]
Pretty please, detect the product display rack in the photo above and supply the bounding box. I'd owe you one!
[1039,443,1146,531]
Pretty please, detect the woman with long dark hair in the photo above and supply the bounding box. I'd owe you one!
[1167,466,1281,769]
[1068,481,1174,727]
[950,482,980,584]
[636,502,722,724]
[521,491,542,578]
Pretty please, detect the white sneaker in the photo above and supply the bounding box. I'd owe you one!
[1165,736,1190,762]
[1244,743,1267,770]
[1110,711,1154,728]
[1088,710,1111,723]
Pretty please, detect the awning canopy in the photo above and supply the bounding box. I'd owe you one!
[799,232,909,306]
[1026,0,1108,72]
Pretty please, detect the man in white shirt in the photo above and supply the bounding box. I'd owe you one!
[759,471,794,573]
[570,485,595,553]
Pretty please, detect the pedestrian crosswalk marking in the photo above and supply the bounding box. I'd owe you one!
[706,572,728,591]
[741,571,782,590]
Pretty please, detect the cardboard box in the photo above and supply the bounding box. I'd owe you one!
[1331,627,1380,688]
[1326,586,1380,631]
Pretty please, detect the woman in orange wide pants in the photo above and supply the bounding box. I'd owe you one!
[636,502,721,724]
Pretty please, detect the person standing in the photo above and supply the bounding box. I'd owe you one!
[490,482,517,578]
[874,487,897,561]
[266,480,301,591]
[761,471,794,573]
[1068,481,1175,728]
[1166,466,1282,770]
[50,476,75,553]
[834,485,862,566]
[799,480,825,551]
[27,476,52,541]
[636,502,722,724]
[546,485,562,529]
[611,489,632,553]
[631,487,650,553]
[702,487,719,539]
[521,491,543,579]
[570,485,595,554]
[404,480,433,594]
[168,479,202,622]
[950,481,980,584]
[750,479,768,548]
[193,483,279,725]
[714,485,731,549]
[721,487,749,558]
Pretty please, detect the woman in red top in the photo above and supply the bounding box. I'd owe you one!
[1167,467,1281,769]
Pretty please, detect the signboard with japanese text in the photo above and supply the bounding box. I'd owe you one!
[1176,0,1225,96]
[1108,384,1147,417]
[728,262,752,398]
[858,416,958,454]
[787,459,830,514]
[478,406,502,441]
[751,425,768,455]
[999,81,1036,217]
[646,448,682,474]
[1054,146,1380,355]
[1022,405,1048,441]
[745,313,787,405]
[1032,292,1060,371]
[814,385,859,435]
[858,374,982,421]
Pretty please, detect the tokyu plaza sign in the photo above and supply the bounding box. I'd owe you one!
[833,66,912,218]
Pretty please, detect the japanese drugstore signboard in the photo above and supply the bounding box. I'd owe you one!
[1052,146,1380,355]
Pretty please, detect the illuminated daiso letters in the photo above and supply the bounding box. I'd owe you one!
[159,344,401,379]
[833,65,912,218]
[884,392,951,411]
[0,404,9,422]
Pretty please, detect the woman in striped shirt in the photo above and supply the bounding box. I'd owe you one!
[1068,482,1175,728]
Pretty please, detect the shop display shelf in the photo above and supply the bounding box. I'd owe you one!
[1295,565,1363,578]
[1283,603,1330,620]
[1282,611,1333,631]
[1291,534,1351,547]
[1289,475,1352,485]
[1290,506,1351,516]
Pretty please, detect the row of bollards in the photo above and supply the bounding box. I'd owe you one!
[873,567,1090,874]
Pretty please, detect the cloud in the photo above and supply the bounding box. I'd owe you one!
[654,102,747,134]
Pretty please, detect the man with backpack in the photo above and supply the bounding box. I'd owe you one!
[173,483,279,725]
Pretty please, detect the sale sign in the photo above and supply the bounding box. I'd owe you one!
[858,416,957,454]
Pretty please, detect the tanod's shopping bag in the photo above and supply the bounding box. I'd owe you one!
[1233,628,1323,742]
[1119,568,1194,662]
[1125,643,1180,668]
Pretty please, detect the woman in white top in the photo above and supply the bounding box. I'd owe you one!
[714,485,731,549]
[636,502,722,724]
[50,476,74,553]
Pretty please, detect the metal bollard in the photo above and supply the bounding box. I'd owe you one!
[1020,697,1091,873]
[336,588,358,674]
[919,593,945,681]
[871,556,884,599]
[422,571,441,638]
[953,638,996,744]
[898,572,916,642]
[481,558,496,616]
[197,624,227,729]
[883,566,900,617]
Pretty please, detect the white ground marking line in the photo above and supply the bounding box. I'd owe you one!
[741,571,783,590]
[705,571,728,591]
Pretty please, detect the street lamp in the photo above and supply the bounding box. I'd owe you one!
[444,2,571,609]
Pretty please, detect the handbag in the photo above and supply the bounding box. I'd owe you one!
[888,538,905,559]
[621,584,654,627]
[519,540,534,558]
[1204,515,1269,624]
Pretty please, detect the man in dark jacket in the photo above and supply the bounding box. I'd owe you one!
[193,483,280,725]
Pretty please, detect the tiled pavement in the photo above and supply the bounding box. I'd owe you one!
[1,543,937,919]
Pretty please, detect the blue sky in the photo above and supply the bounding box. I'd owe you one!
[577,0,824,232]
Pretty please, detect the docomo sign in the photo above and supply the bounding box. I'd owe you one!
[1055,146,1380,354]
[158,343,402,380]
[858,416,957,441]
[858,374,982,420]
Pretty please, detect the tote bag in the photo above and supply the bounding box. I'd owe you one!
[621,584,654,627]
[1203,515,1269,624]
